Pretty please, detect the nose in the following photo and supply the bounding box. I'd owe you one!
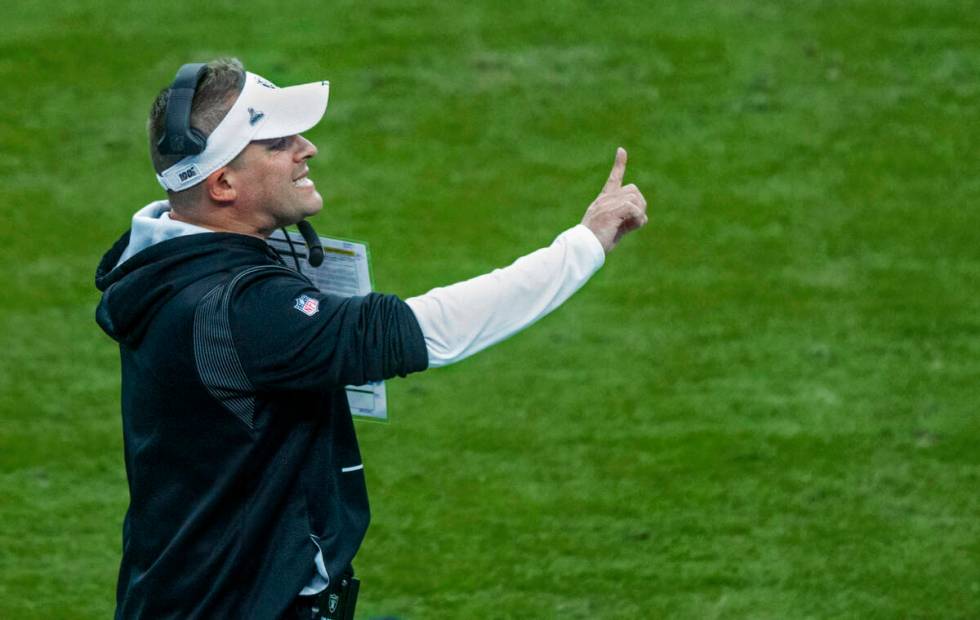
[294,134,318,160]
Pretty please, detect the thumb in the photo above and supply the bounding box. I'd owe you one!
[602,147,628,194]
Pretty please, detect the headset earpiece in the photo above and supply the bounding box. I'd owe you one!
[157,63,209,156]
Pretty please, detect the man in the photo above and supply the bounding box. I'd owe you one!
[95,57,648,619]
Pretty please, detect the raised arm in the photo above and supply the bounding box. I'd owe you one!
[406,147,649,368]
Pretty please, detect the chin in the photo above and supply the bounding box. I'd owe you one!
[306,193,324,215]
[303,204,323,220]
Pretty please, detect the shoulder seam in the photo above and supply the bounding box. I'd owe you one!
[228,264,311,293]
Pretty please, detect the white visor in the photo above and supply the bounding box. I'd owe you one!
[156,71,329,192]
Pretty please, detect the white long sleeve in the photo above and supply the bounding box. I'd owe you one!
[405,224,606,368]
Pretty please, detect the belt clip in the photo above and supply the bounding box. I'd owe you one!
[312,575,359,620]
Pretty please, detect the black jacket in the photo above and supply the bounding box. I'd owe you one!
[95,230,428,619]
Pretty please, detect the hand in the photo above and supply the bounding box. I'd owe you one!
[581,147,649,254]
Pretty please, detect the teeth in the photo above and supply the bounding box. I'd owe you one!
[293,177,313,187]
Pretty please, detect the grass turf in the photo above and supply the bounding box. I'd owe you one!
[1,0,978,617]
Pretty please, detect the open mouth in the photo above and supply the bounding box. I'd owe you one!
[292,168,314,187]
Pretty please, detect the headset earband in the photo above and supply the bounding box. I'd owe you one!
[157,63,209,156]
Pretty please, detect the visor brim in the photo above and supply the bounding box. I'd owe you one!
[252,80,330,140]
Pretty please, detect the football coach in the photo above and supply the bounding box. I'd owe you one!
[94,57,648,619]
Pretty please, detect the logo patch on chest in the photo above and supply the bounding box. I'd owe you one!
[294,295,319,316]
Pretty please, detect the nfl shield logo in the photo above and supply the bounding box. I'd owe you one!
[294,294,319,316]
[328,593,340,613]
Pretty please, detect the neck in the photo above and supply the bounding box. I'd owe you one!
[169,206,268,239]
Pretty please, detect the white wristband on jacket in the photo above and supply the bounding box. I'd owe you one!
[405,224,606,368]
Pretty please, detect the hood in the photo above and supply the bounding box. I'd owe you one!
[95,201,279,347]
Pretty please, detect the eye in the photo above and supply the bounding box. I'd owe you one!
[255,136,290,151]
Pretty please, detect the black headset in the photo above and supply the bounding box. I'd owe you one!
[157,63,325,268]
[157,63,209,156]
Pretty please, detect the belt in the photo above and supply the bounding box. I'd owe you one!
[287,573,360,620]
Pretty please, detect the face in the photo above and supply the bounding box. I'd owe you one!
[228,134,322,233]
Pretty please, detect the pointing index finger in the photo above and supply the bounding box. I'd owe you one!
[603,147,628,194]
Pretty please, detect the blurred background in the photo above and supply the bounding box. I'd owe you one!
[1,0,978,617]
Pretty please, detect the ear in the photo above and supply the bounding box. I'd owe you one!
[205,167,237,204]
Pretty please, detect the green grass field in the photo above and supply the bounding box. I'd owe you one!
[2,1,978,617]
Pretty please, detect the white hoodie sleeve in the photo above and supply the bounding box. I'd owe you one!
[404,224,606,368]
